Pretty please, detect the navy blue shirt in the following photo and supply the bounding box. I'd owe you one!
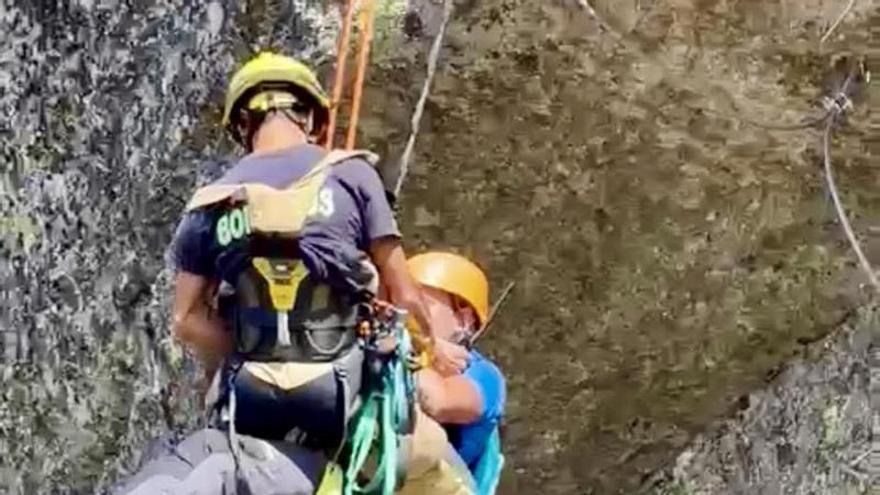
[167,144,399,292]
[446,350,507,471]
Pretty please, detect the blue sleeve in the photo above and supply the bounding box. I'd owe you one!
[165,211,216,277]
[463,351,506,421]
[335,159,401,243]
[358,166,401,242]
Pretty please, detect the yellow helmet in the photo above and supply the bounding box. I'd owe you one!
[408,252,490,327]
[222,51,330,141]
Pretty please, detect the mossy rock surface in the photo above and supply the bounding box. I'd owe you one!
[0,1,875,494]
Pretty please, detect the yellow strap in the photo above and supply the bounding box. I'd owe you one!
[252,257,310,311]
[316,462,345,495]
[405,316,434,368]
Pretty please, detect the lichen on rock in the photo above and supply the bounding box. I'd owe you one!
[645,308,877,494]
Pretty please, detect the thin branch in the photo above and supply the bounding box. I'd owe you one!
[392,0,453,197]
[838,462,868,484]
[574,0,597,17]
[849,448,871,467]
[574,0,624,41]
[820,0,857,45]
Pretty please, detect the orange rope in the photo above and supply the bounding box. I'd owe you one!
[345,0,376,150]
[324,0,357,149]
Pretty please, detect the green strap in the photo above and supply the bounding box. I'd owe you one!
[342,310,415,495]
[343,384,397,495]
[345,396,378,490]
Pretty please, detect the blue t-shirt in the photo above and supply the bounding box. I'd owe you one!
[445,350,506,471]
[167,144,400,293]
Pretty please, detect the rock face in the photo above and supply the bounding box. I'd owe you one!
[368,1,876,494]
[645,309,878,495]
[0,2,341,492]
[0,1,876,494]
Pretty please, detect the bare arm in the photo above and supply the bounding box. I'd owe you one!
[369,237,435,347]
[369,237,471,375]
[172,271,232,380]
[417,366,484,425]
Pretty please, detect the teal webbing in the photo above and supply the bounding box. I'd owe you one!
[342,307,416,495]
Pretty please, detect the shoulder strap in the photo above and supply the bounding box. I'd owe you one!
[182,149,377,235]
[185,149,378,212]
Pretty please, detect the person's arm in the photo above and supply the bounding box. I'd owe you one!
[371,238,471,375]
[416,366,484,424]
[352,161,467,374]
[370,237,436,346]
[419,352,506,426]
[171,272,232,379]
[347,162,435,347]
[166,211,232,381]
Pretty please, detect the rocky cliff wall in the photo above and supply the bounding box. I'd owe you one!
[646,308,877,495]
[0,1,875,494]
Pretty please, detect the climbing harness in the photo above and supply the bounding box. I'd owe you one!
[323,302,418,495]
[189,149,381,494]
[326,0,379,151]
[223,364,247,491]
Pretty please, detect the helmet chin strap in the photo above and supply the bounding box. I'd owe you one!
[277,107,315,137]
[239,107,317,151]
[450,307,478,347]
[451,328,474,347]
[236,88,321,149]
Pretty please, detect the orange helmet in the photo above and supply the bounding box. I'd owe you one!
[407,252,490,327]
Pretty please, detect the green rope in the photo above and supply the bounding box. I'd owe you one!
[342,308,416,495]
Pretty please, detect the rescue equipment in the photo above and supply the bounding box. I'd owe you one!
[315,302,419,495]
[188,150,380,467]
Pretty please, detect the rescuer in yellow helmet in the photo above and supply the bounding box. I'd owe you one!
[117,51,457,495]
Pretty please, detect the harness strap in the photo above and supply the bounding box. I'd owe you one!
[341,308,416,495]
[334,363,352,457]
[185,149,378,215]
[225,367,250,493]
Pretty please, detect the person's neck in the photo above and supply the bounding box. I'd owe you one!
[250,117,309,155]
